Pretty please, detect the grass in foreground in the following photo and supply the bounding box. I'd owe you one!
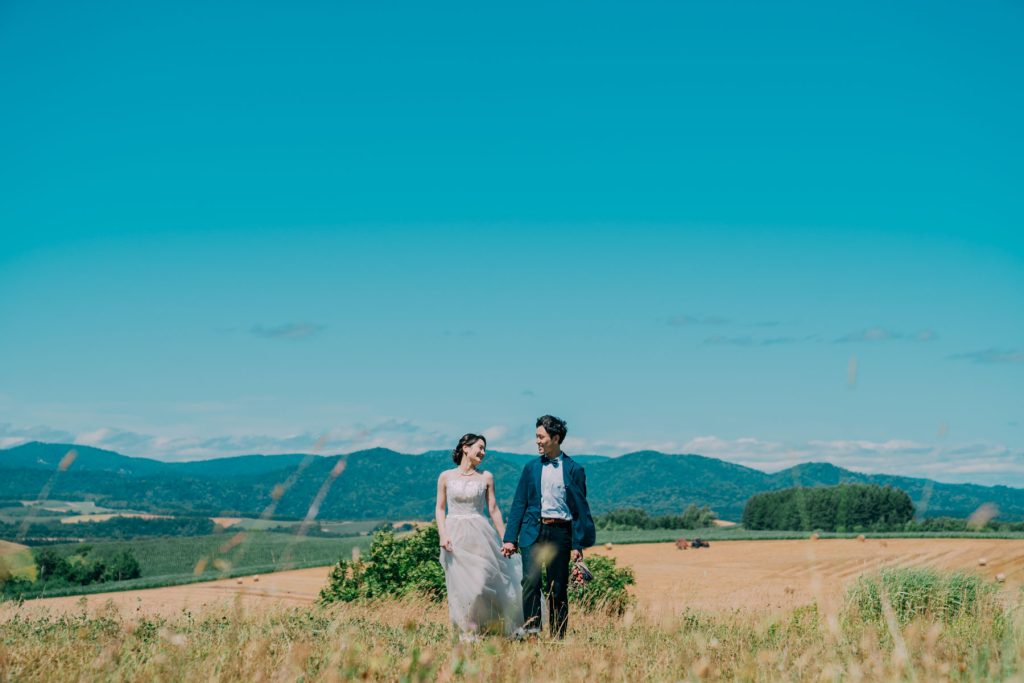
[1,568,1020,681]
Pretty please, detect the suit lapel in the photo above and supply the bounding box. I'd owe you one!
[532,458,543,502]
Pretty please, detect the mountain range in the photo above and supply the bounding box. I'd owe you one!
[3,441,1023,522]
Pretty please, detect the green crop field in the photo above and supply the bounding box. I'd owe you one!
[218,518,300,531]
[221,518,385,535]
[19,531,371,599]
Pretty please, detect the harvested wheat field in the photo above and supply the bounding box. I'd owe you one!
[2,566,333,621]
[7,538,1024,622]
[589,537,1024,617]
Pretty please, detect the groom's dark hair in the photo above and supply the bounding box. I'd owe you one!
[536,415,567,444]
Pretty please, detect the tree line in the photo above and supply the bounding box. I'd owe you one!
[1,545,142,599]
[742,484,914,532]
[0,516,216,544]
[595,505,717,530]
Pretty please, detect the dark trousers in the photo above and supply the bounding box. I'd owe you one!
[520,523,571,638]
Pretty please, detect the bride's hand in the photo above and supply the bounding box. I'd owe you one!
[440,537,453,552]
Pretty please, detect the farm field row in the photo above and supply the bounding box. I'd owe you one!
[12,532,370,599]
[11,538,1024,621]
[595,526,1024,544]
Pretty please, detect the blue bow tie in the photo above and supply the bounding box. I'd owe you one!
[541,457,559,467]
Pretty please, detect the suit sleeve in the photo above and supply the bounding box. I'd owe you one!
[503,466,530,545]
[571,464,595,550]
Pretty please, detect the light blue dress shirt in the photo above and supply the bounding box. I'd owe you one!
[540,453,572,520]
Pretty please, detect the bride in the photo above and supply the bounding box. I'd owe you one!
[436,433,524,639]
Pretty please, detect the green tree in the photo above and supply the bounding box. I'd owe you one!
[742,484,914,532]
[102,550,142,582]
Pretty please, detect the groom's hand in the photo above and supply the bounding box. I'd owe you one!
[501,542,517,557]
[571,549,583,562]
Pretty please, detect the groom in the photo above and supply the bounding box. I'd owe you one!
[502,415,596,639]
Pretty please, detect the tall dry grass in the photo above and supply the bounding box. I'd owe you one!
[1,571,1022,681]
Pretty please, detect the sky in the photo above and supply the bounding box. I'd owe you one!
[1,1,1022,486]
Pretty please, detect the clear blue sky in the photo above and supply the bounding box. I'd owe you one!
[1,1,1022,485]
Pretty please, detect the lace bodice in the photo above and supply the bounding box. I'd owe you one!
[446,475,488,518]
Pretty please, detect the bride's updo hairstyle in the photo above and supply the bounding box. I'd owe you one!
[452,433,487,465]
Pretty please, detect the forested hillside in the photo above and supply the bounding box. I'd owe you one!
[3,442,1024,522]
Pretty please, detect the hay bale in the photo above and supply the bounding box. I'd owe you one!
[979,557,988,567]
[857,534,866,542]
[253,575,260,583]
[605,542,613,550]
[810,533,820,541]
[996,573,1006,583]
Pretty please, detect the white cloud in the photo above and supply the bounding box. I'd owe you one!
[250,322,326,340]
[482,425,508,442]
[949,348,1024,365]
[836,327,900,343]
[666,314,731,327]
[0,419,453,461]
[835,328,939,344]
[0,423,77,446]
[703,334,816,347]
[75,428,113,446]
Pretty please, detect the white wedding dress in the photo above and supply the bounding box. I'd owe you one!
[440,475,524,638]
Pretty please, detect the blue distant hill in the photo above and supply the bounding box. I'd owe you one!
[2,441,1023,522]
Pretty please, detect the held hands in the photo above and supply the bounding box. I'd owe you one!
[501,542,517,558]
[440,537,453,553]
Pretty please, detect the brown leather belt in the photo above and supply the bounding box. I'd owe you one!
[541,517,571,527]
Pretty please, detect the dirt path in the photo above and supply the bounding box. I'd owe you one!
[7,538,1023,621]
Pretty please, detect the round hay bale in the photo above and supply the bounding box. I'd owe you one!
[857,534,866,542]
[605,542,613,550]
[996,573,1006,583]
[810,533,819,541]
[236,579,243,585]
[253,575,260,582]
[979,557,988,567]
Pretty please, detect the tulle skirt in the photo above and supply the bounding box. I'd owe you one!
[440,514,524,637]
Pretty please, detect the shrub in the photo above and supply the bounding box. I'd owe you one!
[320,526,444,604]
[569,554,635,615]
[0,575,34,600]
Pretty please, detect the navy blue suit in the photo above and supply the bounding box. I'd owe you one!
[503,454,595,636]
